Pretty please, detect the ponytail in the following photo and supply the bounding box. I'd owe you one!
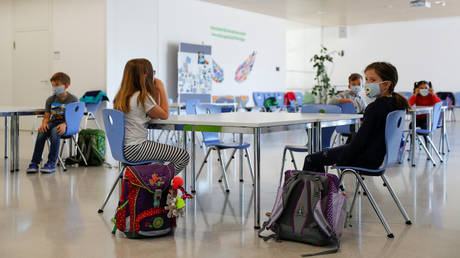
[393,92,410,111]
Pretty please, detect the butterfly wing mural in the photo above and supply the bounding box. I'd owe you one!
[235,51,256,83]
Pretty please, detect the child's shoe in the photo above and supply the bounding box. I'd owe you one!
[26,163,39,174]
[40,162,55,173]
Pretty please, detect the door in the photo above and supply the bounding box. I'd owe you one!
[12,0,51,130]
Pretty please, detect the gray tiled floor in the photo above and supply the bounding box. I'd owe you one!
[0,120,459,257]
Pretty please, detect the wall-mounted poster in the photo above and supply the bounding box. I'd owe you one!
[178,43,212,94]
[235,51,256,83]
[212,59,224,83]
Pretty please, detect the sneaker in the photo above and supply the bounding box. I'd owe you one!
[26,163,39,174]
[40,163,55,173]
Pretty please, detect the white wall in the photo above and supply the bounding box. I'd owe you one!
[0,0,13,106]
[106,0,286,106]
[286,25,322,92]
[322,17,460,93]
[106,0,160,103]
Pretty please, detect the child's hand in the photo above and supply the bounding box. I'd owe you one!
[38,123,49,133]
[414,88,420,96]
[428,88,434,95]
[57,123,67,135]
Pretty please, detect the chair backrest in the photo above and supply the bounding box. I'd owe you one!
[264,92,276,100]
[101,109,126,162]
[294,92,303,105]
[274,92,285,107]
[455,92,460,106]
[253,92,265,108]
[185,99,200,115]
[235,95,249,108]
[335,102,356,135]
[429,102,443,133]
[383,110,406,167]
[301,104,342,149]
[63,102,85,136]
[196,104,221,144]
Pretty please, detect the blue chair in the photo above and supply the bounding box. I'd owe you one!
[332,110,412,238]
[98,109,164,213]
[399,91,413,100]
[332,102,356,146]
[195,104,254,192]
[294,92,303,107]
[185,99,200,115]
[81,90,109,129]
[275,92,285,109]
[263,92,277,112]
[252,92,265,111]
[412,102,444,165]
[54,102,88,171]
[279,104,342,175]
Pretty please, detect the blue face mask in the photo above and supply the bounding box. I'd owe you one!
[52,85,66,95]
[364,81,388,98]
[419,88,429,97]
[350,86,362,94]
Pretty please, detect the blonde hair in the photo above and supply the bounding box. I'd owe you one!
[113,58,156,113]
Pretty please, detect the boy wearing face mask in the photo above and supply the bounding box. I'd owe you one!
[408,81,441,129]
[328,73,367,113]
[26,72,78,173]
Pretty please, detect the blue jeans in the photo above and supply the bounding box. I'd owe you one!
[31,121,62,164]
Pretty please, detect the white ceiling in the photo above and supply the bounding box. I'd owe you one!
[200,0,460,26]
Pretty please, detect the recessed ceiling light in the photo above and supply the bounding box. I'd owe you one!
[385,4,393,8]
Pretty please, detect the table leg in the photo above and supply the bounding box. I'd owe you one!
[191,129,196,193]
[315,122,322,152]
[4,116,8,159]
[307,127,314,153]
[183,130,187,191]
[441,109,446,154]
[15,113,19,171]
[10,114,16,172]
[411,110,416,167]
[253,128,261,229]
[427,109,432,157]
[239,133,243,181]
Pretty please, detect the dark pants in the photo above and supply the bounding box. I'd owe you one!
[31,121,62,164]
[302,145,347,173]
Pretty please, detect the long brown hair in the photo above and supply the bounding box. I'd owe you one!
[365,62,409,110]
[113,58,156,113]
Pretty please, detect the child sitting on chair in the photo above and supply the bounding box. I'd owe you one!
[408,80,441,129]
[328,73,367,113]
[26,72,78,174]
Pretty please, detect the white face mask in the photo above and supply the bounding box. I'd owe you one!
[52,85,66,95]
[364,81,388,98]
[419,88,429,97]
[350,86,362,94]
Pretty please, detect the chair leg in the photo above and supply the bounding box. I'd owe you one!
[98,166,125,213]
[417,135,437,166]
[289,150,298,170]
[279,148,288,187]
[244,148,255,185]
[219,149,237,182]
[196,148,213,180]
[58,139,67,171]
[339,169,394,238]
[217,150,230,192]
[426,136,443,162]
[381,175,412,224]
[90,113,102,129]
[445,131,451,152]
[331,133,338,148]
[72,136,88,166]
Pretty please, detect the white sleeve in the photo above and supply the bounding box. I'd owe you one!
[144,94,157,112]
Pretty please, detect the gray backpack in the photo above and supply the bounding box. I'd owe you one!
[259,170,347,257]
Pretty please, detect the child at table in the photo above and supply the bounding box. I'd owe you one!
[328,73,367,113]
[408,81,441,129]
[303,62,409,172]
[26,72,78,173]
[113,58,189,175]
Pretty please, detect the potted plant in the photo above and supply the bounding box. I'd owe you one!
[310,46,344,104]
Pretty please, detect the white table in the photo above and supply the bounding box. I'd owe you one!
[0,106,46,171]
[147,112,362,228]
